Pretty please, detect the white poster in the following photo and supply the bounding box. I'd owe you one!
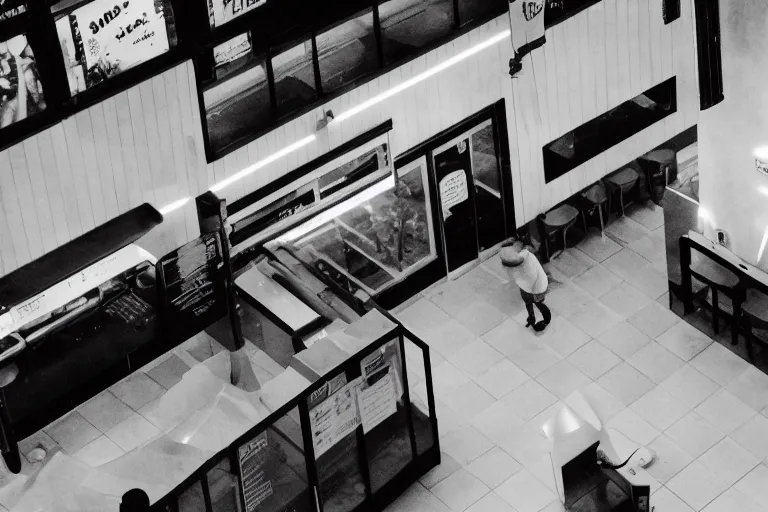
[74,0,169,73]
[439,170,468,219]
[309,377,361,458]
[208,0,267,29]
[508,0,546,75]
[357,371,397,434]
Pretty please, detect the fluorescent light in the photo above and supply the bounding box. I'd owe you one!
[758,225,768,263]
[159,197,190,215]
[332,30,511,124]
[210,135,317,193]
[698,206,712,223]
[760,186,768,197]
[754,147,768,160]
[277,175,396,244]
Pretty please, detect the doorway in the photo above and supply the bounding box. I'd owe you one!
[433,119,507,278]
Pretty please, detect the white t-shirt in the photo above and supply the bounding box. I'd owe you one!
[504,249,548,294]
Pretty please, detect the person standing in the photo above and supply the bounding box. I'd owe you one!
[500,240,551,331]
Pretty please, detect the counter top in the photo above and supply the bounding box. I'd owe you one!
[685,231,768,288]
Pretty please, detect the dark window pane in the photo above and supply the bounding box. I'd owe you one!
[379,0,455,65]
[458,0,507,27]
[0,0,26,21]
[53,0,178,96]
[545,0,600,27]
[207,458,239,512]
[316,11,377,94]
[0,32,47,130]
[203,33,272,155]
[208,0,267,29]
[272,40,317,114]
[178,480,206,512]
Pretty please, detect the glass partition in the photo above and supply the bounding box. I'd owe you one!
[457,0,507,26]
[272,39,317,114]
[316,10,377,94]
[402,332,435,456]
[0,31,46,129]
[378,0,455,65]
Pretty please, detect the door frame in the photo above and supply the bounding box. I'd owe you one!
[376,100,516,307]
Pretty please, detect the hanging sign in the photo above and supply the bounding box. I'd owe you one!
[208,0,267,29]
[439,170,469,219]
[73,0,169,73]
[508,0,547,76]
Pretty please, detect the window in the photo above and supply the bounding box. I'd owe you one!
[544,0,601,27]
[458,0,507,27]
[316,10,377,94]
[543,77,677,183]
[272,40,317,114]
[0,0,26,21]
[378,0,455,65]
[53,0,178,96]
[0,31,47,130]
[203,32,272,155]
[208,0,266,29]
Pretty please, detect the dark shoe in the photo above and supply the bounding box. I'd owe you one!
[525,316,536,328]
[533,321,548,332]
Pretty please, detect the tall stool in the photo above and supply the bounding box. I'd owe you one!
[580,181,609,234]
[605,168,641,217]
[688,252,743,344]
[739,287,768,361]
[539,204,580,262]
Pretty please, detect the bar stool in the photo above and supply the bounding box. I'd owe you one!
[580,181,609,234]
[688,252,743,344]
[605,168,641,217]
[539,204,580,261]
[739,287,768,361]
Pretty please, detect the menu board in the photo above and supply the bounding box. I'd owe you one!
[232,190,315,245]
[158,232,228,334]
[237,431,273,512]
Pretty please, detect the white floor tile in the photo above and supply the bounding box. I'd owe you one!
[698,437,761,486]
[730,414,768,460]
[606,407,661,445]
[628,301,680,339]
[535,360,591,399]
[422,319,478,358]
[599,282,652,319]
[431,469,489,512]
[456,265,506,296]
[496,469,556,512]
[630,386,689,431]
[657,322,713,362]
[72,435,124,467]
[77,390,135,433]
[666,460,730,511]
[440,426,495,465]
[536,316,591,358]
[431,361,472,396]
[398,298,454,333]
[420,453,462,489]
[502,380,559,421]
[474,359,530,399]
[597,362,656,406]
[660,365,720,409]
[449,339,505,378]
[567,340,622,380]
[576,232,623,262]
[442,381,497,417]
[430,281,482,317]
[627,202,664,231]
[465,492,518,512]
[694,389,756,434]
[110,372,166,411]
[44,411,101,454]
[105,412,161,452]
[454,301,508,337]
[549,249,597,279]
[628,342,686,383]
[384,483,451,512]
[724,367,768,412]
[570,382,626,422]
[471,401,525,445]
[651,486,695,512]
[665,412,725,458]
[568,300,624,338]
[597,322,653,359]
[605,216,653,245]
[690,342,753,385]
[647,434,694,483]
[498,422,551,469]
[467,447,523,489]
[701,487,766,512]
[733,464,768,509]
[572,264,623,298]
[483,283,527,318]
[545,282,595,318]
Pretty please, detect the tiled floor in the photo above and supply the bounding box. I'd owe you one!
[390,201,768,512]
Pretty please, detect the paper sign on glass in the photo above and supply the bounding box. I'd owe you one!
[358,370,397,433]
[209,0,266,28]
[74,0,169,73]
[439,171,468,219]
[309,378,361,458]
[238,431,273,512]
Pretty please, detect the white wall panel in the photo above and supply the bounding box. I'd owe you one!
[0,2,698,276]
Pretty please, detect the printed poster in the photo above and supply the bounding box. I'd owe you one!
[508,0,547,75]
[73,0,169,73]
[357,369,397,433]
[208,0,266,29]
[439,170,468,219]
[0,33,46,130]
[237,431,273,512]
[309,377,361,458]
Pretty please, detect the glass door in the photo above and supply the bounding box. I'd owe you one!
[468,120,506,253]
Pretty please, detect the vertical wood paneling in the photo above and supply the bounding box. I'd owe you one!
[0,7,698,275]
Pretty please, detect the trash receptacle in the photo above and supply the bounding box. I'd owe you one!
[639,149,677,206]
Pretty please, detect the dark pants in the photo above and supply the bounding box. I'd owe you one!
[520,289,551,326]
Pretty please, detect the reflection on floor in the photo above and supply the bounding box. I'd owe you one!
[390,200,768,512]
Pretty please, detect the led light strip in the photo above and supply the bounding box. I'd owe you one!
[332,29,511,124]
[757,226,768,263]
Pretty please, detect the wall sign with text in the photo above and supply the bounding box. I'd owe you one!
[208,0,266,29]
